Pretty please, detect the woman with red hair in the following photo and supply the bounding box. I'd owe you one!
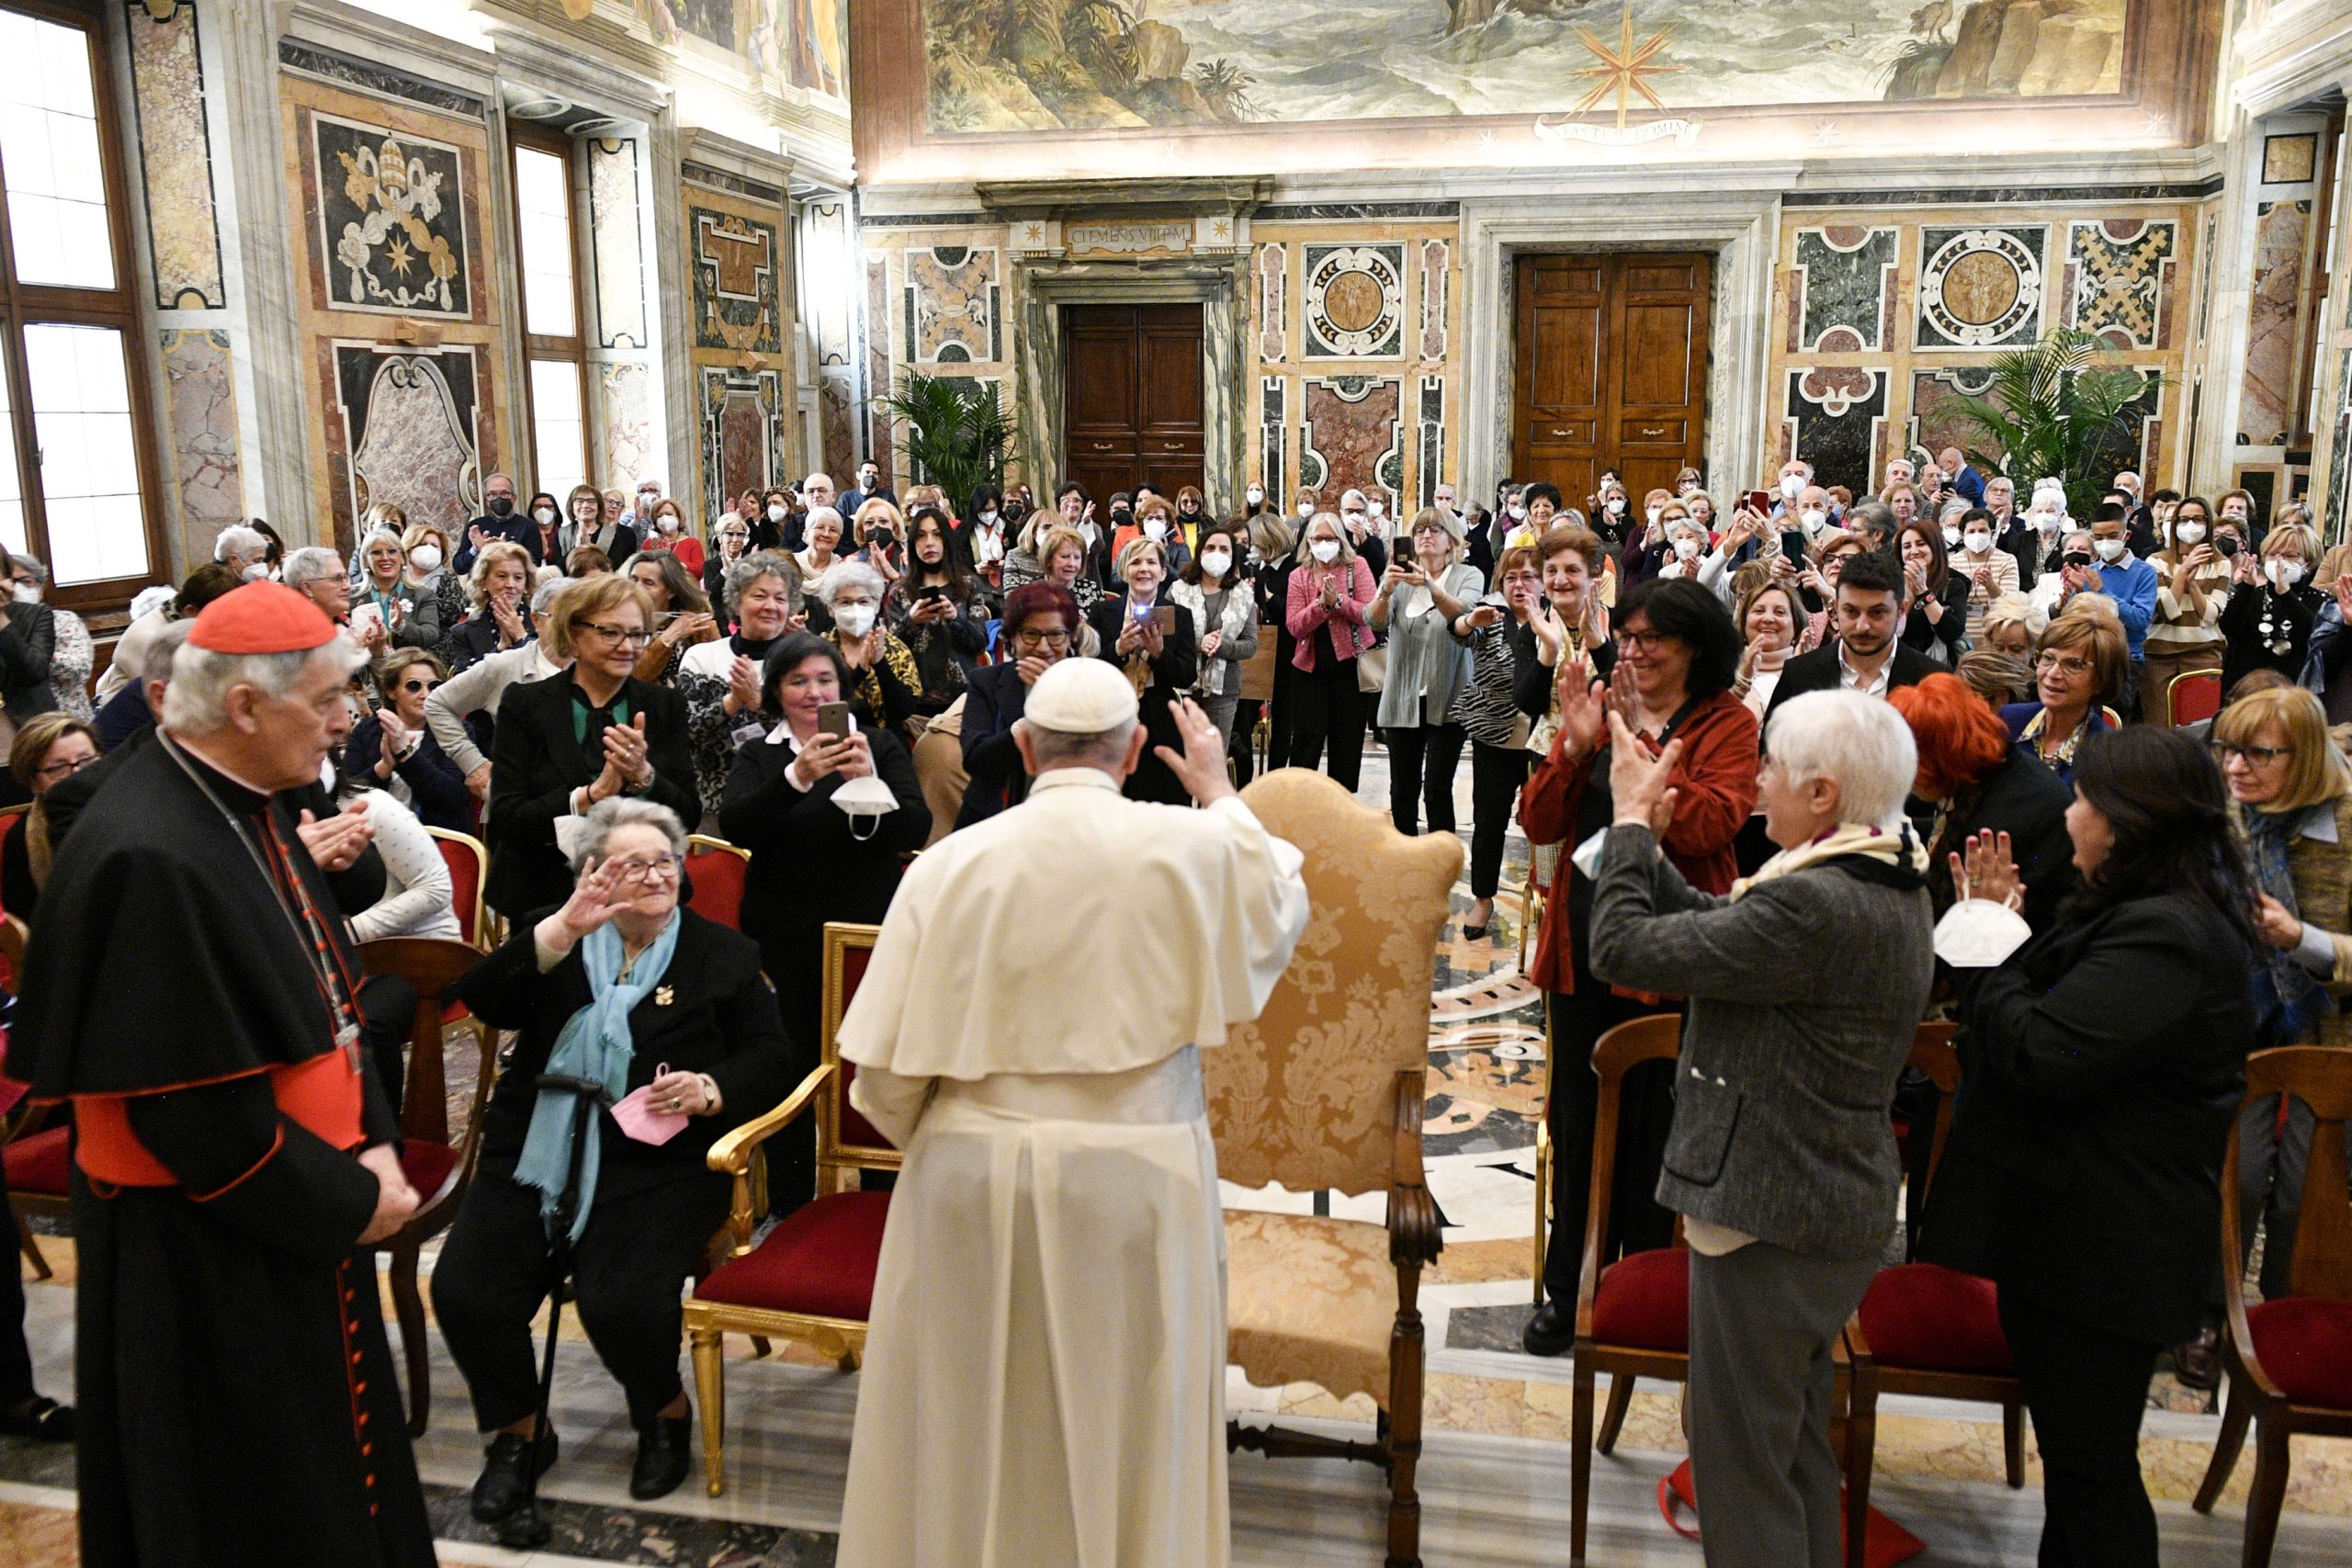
[1890,673,2075,931]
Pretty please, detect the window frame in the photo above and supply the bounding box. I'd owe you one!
[0,0,167,615]
[507,121,591,503]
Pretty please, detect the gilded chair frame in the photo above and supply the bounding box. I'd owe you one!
[684,920,897,1497]
[424,826,500,950]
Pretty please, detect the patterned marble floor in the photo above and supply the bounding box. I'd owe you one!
[9,749,2352,1562]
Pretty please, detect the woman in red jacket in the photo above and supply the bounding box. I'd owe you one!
[1518,575,1760,1356]
[1284,510,1380,792]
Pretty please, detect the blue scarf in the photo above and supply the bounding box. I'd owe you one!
[2243,802,2327,1044]
[514,912,682,1241]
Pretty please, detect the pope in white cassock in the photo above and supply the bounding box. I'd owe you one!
[833,656,1311,1568]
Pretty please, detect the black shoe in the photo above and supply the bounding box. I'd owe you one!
[0,1395,72,1442]
[1522,1300,1577,1358]
[2176,1325,2222,1392]
[629,1416,692,1501]
[469,1424,558,1523]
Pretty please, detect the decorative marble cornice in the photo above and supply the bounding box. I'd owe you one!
[974,177,1272,220]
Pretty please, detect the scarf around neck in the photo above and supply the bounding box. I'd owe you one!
[514,911,683,1242]
[2243,800,2326,1037]
[1732,820,1928,901]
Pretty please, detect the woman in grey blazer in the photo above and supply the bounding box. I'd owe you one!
[1588,689,1936,1568]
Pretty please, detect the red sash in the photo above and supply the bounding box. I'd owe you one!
[72,1051,367,1189]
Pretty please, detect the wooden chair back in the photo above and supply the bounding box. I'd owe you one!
[2234,1046,2352,1303]
[0,911,25,994]
[426,828,492,950]
[819,921,900,1185]
[1204,769,1461,1198]
[1905,1021,1961,1201]
[1577,1014,1682,1295]
[685,835,752,931]
[356,936,493,1149]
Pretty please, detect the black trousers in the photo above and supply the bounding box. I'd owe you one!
[1264,661,1299,773]
[2000,1288,2163,1568]
[1288,656,1366,792]
[433,1166,728,1433]
[1384,721,1466,837]
[1468,741,1530,900]
[1540,985,1679,1303]
[1231,698,1263,786]
[0,1156,32,1407]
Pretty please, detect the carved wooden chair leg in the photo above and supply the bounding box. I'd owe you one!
[1595,1372,1634,1454]
[1570,1359,1595,1568]
[387,1239,431,1437]
[11,1209,47,1281]
[1385,1279,1426,1568]
[2001,1393,2027,1488]
[691,1325,727,1497]
[2193,1374,2252,1512]
[2245,1418,2291,1568]
[751,1336,773,1359]
[1842,1358,1878,1568]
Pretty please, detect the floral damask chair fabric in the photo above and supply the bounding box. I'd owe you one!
[1207,767,1460,1568]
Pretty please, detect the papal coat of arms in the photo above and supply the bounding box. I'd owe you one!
[314,113,471,319]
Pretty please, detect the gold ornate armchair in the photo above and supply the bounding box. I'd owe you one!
[1211,769,1461,1568]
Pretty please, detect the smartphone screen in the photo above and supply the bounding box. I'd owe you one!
[817,702,851,739]
[1780,529,1808,562]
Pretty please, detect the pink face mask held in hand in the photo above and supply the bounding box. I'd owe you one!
[609,1062,689,1145]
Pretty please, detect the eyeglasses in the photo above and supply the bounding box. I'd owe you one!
[2215,742,2294,767]
[1012,629,1070,650]
[605,852,683,883]
[33,753,93,781]
[578,621,652,648]
[1616,629,1679,653]
[2035,652,2093,677]
[401,677,442,694]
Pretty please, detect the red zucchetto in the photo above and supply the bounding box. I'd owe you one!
[185,581,337,654]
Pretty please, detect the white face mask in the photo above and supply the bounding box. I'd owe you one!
[1645,505,1662,529]
[978,509,998,525]
[766,503,788,522]
[1607,497,1625,514]
[1801,508,1827,531]
[533,507,557,526]
[1367,499,1385,520]
[1200,549,1232,578]
[833,603,876,637]
[9,582,35,604]
[1509,504,1528,522]
[1962,531,1991,554]
[1941,525,1962,547]
[2175,522,2207,547]
[1296,501,1314,518]
[240,561,269,582]
[658,513,681,533]
[1781,474,1802,499]
[1246,486,1263,504]
[2095,537,2127,562]
[2034,512,2062,533]
[2271,558,2307,588]
[1310,538,1341,564]
[1671,536,1701,560]
[1143,517,1168,542]
[410,545,443,572]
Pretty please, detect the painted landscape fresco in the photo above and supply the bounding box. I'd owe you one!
[922,0,2133,132]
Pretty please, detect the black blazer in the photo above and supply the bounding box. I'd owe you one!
[1920,893,2255,1345]
[484,673,697,919]
[1085,596,1198,806]
[1921,750,2076,934]
[0,600,57,723]
[1759,640,1935,736]
[439,611,511,674]
[455,908,792,1201]
[719,725,929,953]
[341,717,471,832]
[956,660,1035,829]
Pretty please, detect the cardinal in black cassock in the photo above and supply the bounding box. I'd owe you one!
[7,581,436,1568]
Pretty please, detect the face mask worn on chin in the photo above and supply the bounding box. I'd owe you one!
[411,545,443,572]
[833,604,876,637]
[486,496,514,518]
[1200,549,1232,578]
[2095,537,2127,562]
[1310,539,1341,564]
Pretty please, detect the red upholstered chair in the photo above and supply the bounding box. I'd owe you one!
[2194,1045,2352,1567]
[0,805,24,934]
[0,913,63,1279]
[1569,1013,1686,1567]
[2169,669,2224,728]
[683,835,751,931]
[426,828,496,950]
[1839,1022,2024,1568]
[684,920,898,1497]
[356,937,497,1436]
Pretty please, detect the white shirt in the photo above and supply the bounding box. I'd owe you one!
[1838,641,1894,698]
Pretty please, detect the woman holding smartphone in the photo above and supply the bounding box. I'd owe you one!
[1372,506,1484,838]
[891,508,990,722]
[1085,535,1198,806]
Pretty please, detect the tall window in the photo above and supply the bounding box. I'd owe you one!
[0,1,162,604]
[510,127,587,502]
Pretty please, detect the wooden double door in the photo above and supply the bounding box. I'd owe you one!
[1063,303,1204,504]
[1513,253,1712,510]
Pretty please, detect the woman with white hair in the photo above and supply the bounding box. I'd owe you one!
[794,504,848,607]
[1589,689,1934,1568]
[1372,504,1484,836]
[2222,519,2325,692]
[435,797,791,1514]
[679,551,806,819]
[355,525,442,651]
[820,558,921,739]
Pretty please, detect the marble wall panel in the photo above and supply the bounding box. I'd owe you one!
[1909,367,2001,466]
[125,0,224,310]
[2240,199,2310,447]
[329,344,482,541]
[597,361,654,491]
[1417,374,1443,507]
[1255,243,1286,365]
[2064,218,2177,350]
[1419,239,1450,361]
[865,254,894,483]
[1781,367,1887,494]
[1303,243,1405,360]
[820,367,856,476]
[1789,226,1898,353]
[1258,377,1284,511]
[159,328,243,565]
[2328,350,2352,541]
[1915,224,2049,350]
[699,365,787,510]
[588,139,648,349]
[904,244,999,365]
[687,198,784,355]
[1301,376,1402,507]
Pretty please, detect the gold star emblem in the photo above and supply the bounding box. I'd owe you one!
[1570,0,1684,131]
[386,234,414,276]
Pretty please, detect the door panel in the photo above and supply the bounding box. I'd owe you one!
[1514,252,1712,515]
[1063,302,1204,505]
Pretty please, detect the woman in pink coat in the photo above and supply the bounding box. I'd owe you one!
[1284,509,1379,791]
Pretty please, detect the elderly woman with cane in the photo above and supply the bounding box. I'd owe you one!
[1586,690,1938,1568]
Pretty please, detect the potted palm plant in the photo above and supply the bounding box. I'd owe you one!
[872,371,1022,507]
[1944,328,2162,519]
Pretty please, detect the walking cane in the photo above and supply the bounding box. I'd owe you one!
[496,1070,611,1551]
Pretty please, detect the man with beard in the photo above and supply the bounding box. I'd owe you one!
[9,581,435,1568]
[1761,549,1934,727]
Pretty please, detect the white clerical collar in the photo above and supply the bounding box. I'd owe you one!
[1029,768,1122,794]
